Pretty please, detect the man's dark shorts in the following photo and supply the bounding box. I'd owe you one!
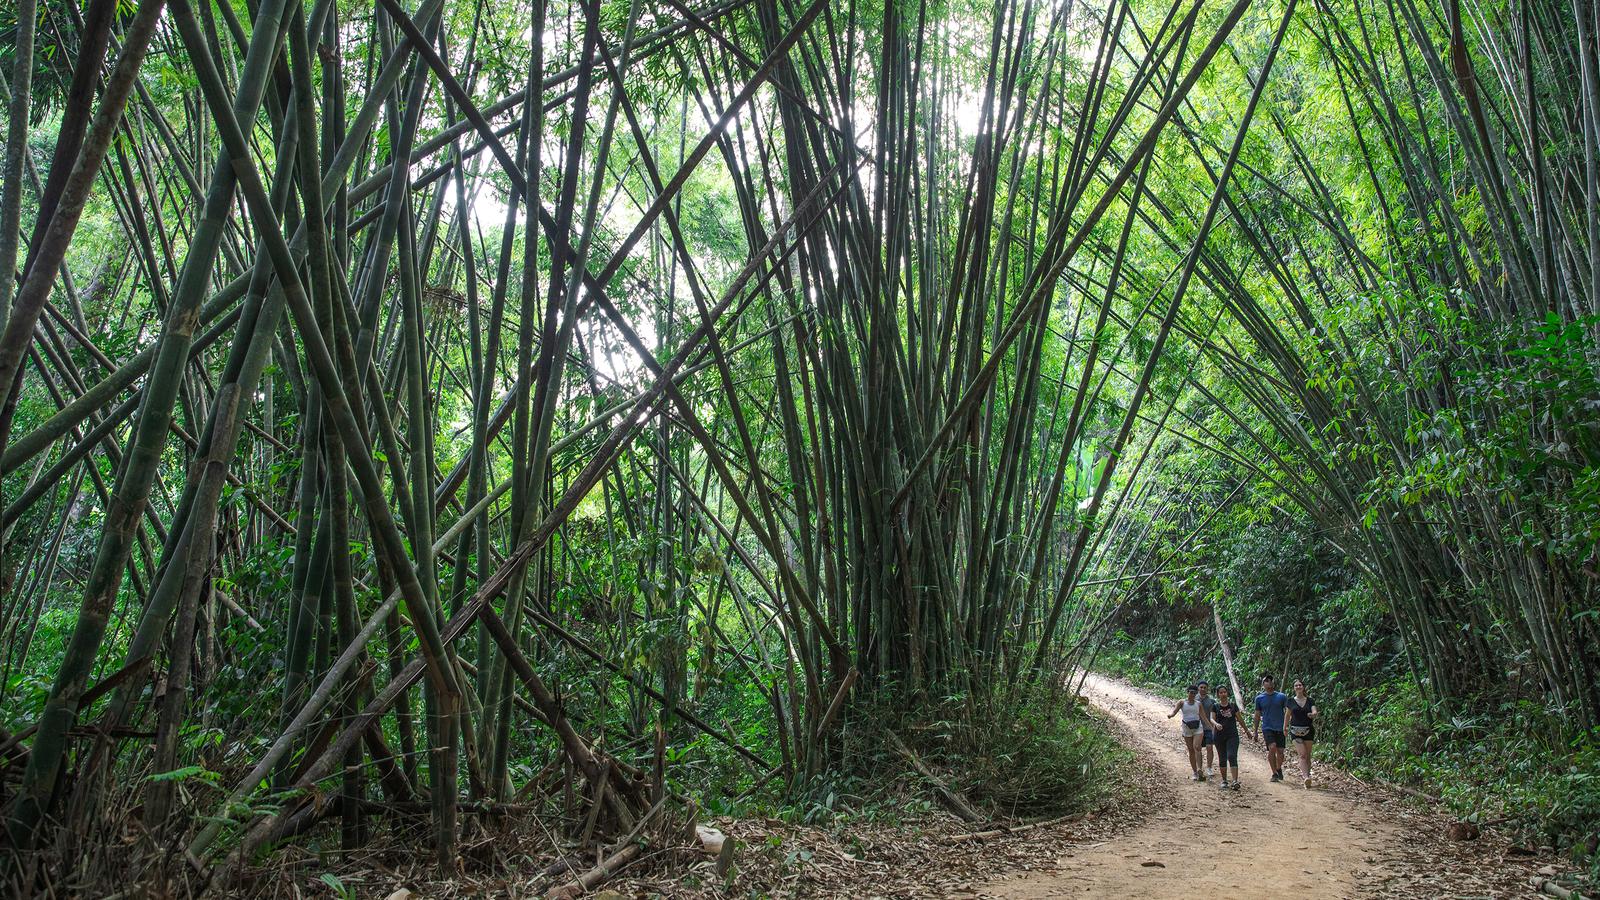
[1202,730,1215,747]
[1263,729,1286,748]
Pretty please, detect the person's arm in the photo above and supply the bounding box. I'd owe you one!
[1168,701,1183,719]
[1250,701,1261,736]
[1308,702,1318,719]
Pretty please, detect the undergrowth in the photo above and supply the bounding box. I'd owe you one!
[704,683,1130,830]
[1343,678,1600,872]
[849,685,1126,820]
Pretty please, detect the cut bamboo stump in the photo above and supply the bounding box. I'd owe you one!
[697,823,736,877]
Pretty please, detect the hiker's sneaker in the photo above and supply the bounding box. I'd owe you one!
[1231,780,1242,791]
[1219,778,1230,788]
[1190,773,1200,782]
[1270,772,1283,782]
[1208,766,1217,776]
[1304,777,1312,789]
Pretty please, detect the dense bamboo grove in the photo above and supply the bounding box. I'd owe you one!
[0,0,1594,890]
[1098,0,1600,728]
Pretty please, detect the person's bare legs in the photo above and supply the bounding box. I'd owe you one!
[1296,740,1314,785]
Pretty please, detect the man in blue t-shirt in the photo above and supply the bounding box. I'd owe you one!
[1253,675,1291,782]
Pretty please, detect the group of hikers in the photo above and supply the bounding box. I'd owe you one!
[1166,675,1317,789]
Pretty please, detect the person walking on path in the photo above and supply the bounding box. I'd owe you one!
[1210,685,1244,789]
[1287,679,1319,788]
[1252,675,1291,782]
[1167,685,1212,782]
[1197,681,1218,777]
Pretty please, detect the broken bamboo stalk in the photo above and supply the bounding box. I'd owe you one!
[1212,603,1244,709]
[885,729,983,824]
[944,810,1089,843]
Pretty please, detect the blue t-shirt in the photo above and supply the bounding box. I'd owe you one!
[1255,691,1290,731]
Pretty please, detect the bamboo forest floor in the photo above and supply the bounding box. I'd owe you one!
[230,677,1587,898]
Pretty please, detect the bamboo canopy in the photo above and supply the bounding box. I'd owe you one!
[0,0,1594,888]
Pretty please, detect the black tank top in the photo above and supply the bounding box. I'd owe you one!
[1288,696,1314,727]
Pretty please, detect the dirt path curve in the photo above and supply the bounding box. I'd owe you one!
[983,675,1403,899]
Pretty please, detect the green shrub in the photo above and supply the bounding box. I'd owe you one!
[842,686,1127,820]
[1328,675,1600,879]
[956,692,1119,817]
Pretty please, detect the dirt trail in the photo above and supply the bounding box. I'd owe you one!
[984,675,1404,899]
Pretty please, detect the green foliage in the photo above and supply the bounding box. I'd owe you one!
[147,764,223,785]
[1339,677,1600,877]
[846,688,1127,822]
[956,694,1122,817]
[318,872,357,900]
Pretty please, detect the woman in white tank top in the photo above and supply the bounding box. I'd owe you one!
[1167,684,1214,781]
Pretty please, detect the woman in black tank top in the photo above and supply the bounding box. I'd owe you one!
[1288,679,1318,788]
